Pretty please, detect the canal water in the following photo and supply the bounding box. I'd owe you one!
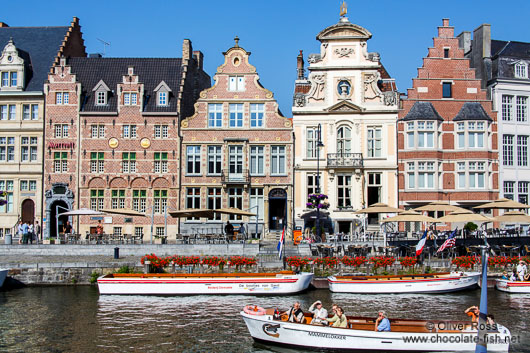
[0,286,528,352]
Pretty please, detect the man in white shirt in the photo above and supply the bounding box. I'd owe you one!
[517,260,527,281]
[308,300,328,325]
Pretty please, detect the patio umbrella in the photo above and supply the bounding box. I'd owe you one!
[436,210,492,223]
[100,208,147,217]
[492,210,530,223]
[353,203,403,214]
[473,198,530,210]
[213,207,256,216]
[59,208,105,216]
[380,210,437,223]
[414,201,467,213]
[168,209,214,218]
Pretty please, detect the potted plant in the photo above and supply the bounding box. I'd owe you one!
[153,235,167,244]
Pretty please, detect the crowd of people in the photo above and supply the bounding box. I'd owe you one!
[501,260,529,281]
[15,220,41,244]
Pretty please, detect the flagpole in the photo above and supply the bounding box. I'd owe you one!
[475,244,488,353]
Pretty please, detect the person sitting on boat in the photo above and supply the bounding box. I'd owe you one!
[465,306,479,322]
[510,270,518,282]
[375,311,391,332]
[501,271,509,280]
[326,307,348,328]
[517,260,527,281]
[286,301,304,323]
[308,300,328,325]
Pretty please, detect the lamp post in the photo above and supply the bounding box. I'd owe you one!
[316,124,324,242]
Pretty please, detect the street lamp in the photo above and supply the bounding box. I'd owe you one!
[316,124,324,242]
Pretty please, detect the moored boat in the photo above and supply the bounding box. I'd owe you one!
[495,278,530,293]
[97,271,313,295]
[0,268,8,288]
[328,272,480,294]
[241,308,511,352]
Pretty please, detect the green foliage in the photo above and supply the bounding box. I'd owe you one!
[464,222,478,232]
[116,265,132,273]
[89,271,100,284]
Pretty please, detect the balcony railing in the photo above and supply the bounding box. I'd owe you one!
[327,153,363,168]
[221,169,250,184]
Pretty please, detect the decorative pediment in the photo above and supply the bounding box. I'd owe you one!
[317,20,372,41]
[154,80,172,92]
[92,79,111,92]
[0,39,24,66]
[326,100,364,113]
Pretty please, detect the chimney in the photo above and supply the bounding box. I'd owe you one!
[193,50,204,70]
[442,18,450,27]
[182,39,192,62]
[0,22,9,28]
[471,24,492,88]
[297,50,305,80]
[457,31,471,53]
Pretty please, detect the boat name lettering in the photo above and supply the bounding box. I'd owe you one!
[433,321,497,331]
[307,332,346,340]
[207,286,232,290]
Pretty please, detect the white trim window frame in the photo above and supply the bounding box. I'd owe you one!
[502,134,514,166]
[207,145,222,175]
[504,180,515,200]
[516,96,528,122]
[157,91,168,106]
[468,161,486,189]
[250,103,264,128]
[515,63,528,79]
[417,121,435,149]
[229,103,243,128]
[186,145,201,175]
[208,103,223,128]
[271,145,286,175]
[517,135,528,167]
[407,162,415,189]
[417,161,435,189]
[228,76,245,92]
[249,145,264,176]
[502,95,513,121]
[367,127,382,157]
[467,121,485,149]
[96,91,107,106]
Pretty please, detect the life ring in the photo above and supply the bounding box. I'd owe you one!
[244,305,266,315]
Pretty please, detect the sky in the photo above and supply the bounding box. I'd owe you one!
[3,0,530,116]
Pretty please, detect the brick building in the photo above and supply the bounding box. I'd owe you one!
[0,18,85,239]
[43,40,210,240]
[180,38,293,240]
[398,19,498,223]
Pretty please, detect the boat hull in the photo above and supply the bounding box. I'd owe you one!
[241,312,511,352]
[495,279,530,293]
[0,269,8,288]
[328,272,480,294]
[97,272,313,295]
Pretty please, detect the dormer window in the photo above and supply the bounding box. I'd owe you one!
[92,80,110,106]
[515,63,528,79]
[96,91,106,105]
[0,40,25,91]
[0,71,17,87]
[1,72,7,87]
[123,92,137,105]
[229,76,245,91]
[158,92,167,106]
[10,72,17,86]
[154,81,172,107]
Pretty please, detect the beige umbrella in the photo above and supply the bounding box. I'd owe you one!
[354,203,403,214]
[492,210,530,223]
[59,208,105,216]
[214,207,256,216]
[100,208,147,217]
[414,201,467,213]
[437,209,492,223]
[168,209,214,218]
[380,210,437,223]
[473,198,530,210]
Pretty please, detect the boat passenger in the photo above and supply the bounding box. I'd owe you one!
[327,307,348,328]
[517,260,527,281]
[464,306,479,322]
[308,300,328,325]
[286,301,304,323]
[510,270,518,282]
[501,271,509,280]
[487,314,495,325]
[375,311,391,332]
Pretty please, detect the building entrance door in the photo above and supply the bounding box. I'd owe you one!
[21,199,35,224]
[50,200,69,238]
[367,173,381,225]
[268,188,287,231]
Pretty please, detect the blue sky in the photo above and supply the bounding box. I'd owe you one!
[3,0,530,116]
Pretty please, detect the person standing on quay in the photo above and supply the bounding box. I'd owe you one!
[34,221,41,244]
[28,222,34,244]
[21,222,29,244]
[239,223,246,241]
[225,221,234,242]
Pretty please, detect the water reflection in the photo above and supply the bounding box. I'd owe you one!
[0,287,528,352]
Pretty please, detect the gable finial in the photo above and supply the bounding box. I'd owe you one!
[234,36,240,48]
[340,1,347,17]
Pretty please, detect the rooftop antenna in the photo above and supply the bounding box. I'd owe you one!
[96,38,111,56]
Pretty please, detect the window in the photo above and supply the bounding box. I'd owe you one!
[502,95,513,121]
[519,181,529,204]
[207,187,222,220]
[367,127,382,157]
[114,227,123,236]
[504,181,515,200]
[153,189,167,214]
[307,174,319,198]
[0,180,14,213]
[417,121,435,148]
[229,145,243,175]
[135,227,144,238]
[133,190,147,212]
[53,152,68,173]
[228,76,245,91]
[515,63,528,79]
[8,105,15,120]
[0,105,5,120]
[91,124,105,138]
[469,162,486,189]
[123,125,137,138]
[0,105,15,120]
[250,146,264,175]
[186,188,201,220]
[1,72,8,87]
[20,180,28,191]
[31,104,38,120]
[228,187,243,220]
[10,72,17,87]
[90,190,104,211]
[111,190,125,209]
[154,125,168,138]
[157,91,167,106]
[186,146,201,175]
[306,127,318,158]
[22,105,30,120]
[337,126,352,154]
[207,146,222,175]
[155,227,164,236]
[417,162,435,189]
[503,135,514,166]
[122,152,136,173]
[20,136,37,162]
[54,124,69,138]
[518,135,528,167]
[96,91,106,105]
[208,103,223,128]
[250,188,264,222]
[90,152,105,173]
[154,152,168,173]
[337,175,352,207]
[407,162,415,189]
[229,103,243,127]
[516,96,528,122]
[407,122,414,148]
[123,92,137,105]
[29,180,37,191]
[250,104,264,128]
[457,122,465,149]
[0,137,15,162]
[443,48,449,58]
[22,105,37,120]
[271,146,286,175]
[457,162,466,189]
[442,82,452,98]
[468,122,484,148]
[56,92,69,104]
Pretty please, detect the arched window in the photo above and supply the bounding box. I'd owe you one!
[337,126,351,155]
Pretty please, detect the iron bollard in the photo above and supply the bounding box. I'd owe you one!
[114,247,119,259]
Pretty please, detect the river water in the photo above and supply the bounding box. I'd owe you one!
[0,286,528,352]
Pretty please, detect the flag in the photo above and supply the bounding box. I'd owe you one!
[277,224,285,259]
[415,230,428,256]
[437,228,457,253]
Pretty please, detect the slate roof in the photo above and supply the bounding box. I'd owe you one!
[453,102,492,122]
[492,40,530,59]
[68,57,183,113]
[0,26,69,91]
[401,101,443,121]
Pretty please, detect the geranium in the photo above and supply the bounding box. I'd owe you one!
[369,256,395,269]
[341,256,368,268]
[488,256,509,268]
[399,257,417,269]
[169,255,200,268]
[452,256,480,269]
[314,256,340,268]
[285,256,313,271]
[306,194,330,210]
[141,253,170,270]
[228,256,258,270]
[202,256,228,270]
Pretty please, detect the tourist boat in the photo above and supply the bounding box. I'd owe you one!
[0,268,8,288]
[328,272,480,294]
[495,278,530,293]
[241,308,511,352]
[97,271,313,295]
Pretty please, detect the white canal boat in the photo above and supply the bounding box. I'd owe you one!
[328,272,480,294]
[241,308,511,352]
[495,278,530,293]
[0,268,8,288]
[97,271,313,295]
